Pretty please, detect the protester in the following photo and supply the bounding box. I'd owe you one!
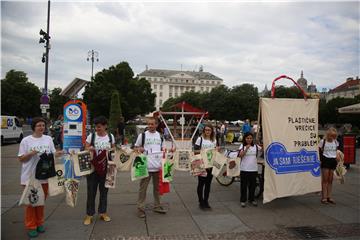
[84,116,115,225]
[242,119,251,134]
[135,117,174,218]
[319,127,339,204]
[194,124,219,210]
[18,117,63,238]
[238,132,261,207]
[116,116,125,145]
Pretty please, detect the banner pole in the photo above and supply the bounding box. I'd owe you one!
[256,98,262,144]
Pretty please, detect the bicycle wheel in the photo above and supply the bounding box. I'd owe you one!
[216,165,234,186]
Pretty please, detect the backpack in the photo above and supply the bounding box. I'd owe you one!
[35,152,56,180]
[90,132,113,147]
[194,137,203,151]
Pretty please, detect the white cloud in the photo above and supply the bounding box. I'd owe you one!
[1,1,359,94]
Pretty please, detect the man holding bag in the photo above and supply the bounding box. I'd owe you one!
[18,117,63,238]
[134,117,169,218]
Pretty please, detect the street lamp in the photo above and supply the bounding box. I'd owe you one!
[39,0,51,118]
[87,50,99,80]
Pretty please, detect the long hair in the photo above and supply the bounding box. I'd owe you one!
[201,123,215,142]
[325,127,337,141]
[242,132,254,146]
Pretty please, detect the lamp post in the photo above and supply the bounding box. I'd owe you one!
[39,0,51,118]
[87,50,99,80]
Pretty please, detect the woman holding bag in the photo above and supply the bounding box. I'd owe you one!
[18,117,63,238]
[194,124,218,210]
[83,116,115,225]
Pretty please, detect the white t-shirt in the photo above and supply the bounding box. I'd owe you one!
[18,135,56,185]
[135,131,162,172]
[319,139,338,158]
[195,137,217,150]
[86,132,115,154]
[239,144,261,172]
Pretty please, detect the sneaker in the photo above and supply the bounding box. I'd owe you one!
[137,208,146,218]
[36,225,45,233]
[28,229,38,238]
[251,201,258,207]
[153,206,167,214]
[199,203,206,210]
[241,202,246,208]
[83,215,93,225]
[99,213,111,222]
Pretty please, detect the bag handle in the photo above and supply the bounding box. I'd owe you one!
[271,75,308,99]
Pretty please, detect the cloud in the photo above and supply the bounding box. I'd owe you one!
[1,1,359,94]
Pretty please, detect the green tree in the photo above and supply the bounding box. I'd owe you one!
[1,70,41,118]
[49,87,70,120]
[228,84,259,121]
[108,90,123,135]
[83,62,156,120]
[263,86,304,99]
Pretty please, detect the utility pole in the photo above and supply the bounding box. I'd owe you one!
[87,50,99,80]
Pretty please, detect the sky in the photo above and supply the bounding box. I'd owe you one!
[1,0,359,93]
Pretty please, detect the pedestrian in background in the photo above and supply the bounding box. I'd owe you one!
[18,117,63,238]
[319,127,339,204]
[242,119,251,134]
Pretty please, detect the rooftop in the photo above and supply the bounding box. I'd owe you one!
[329,77,360,93]
[138,68,222,81]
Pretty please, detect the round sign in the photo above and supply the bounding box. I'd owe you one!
[65,104,81,121]
[40,94,50,104]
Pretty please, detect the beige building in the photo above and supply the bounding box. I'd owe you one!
[326,76,360,102]
[138,67,223,110]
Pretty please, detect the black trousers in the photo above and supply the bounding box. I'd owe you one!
[240,171,257,202]
[86,172,108,216]
[197,168,213,204]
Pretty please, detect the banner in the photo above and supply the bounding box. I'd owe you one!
[261,98,320,203]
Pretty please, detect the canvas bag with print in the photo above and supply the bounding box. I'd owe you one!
[114,147,134,171]
[48,164,65,197]
[162,151,175,182]
[201,149,216,168]
[211,151,227,177]
[19,176,45,207]
[131,154,149,181]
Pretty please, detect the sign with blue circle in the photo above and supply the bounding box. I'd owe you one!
[64,104,82,122]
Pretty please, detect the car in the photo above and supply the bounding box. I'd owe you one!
[1,115,23,144]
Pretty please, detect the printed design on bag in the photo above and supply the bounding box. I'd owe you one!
[228,160,236,169]
[66,180,79,192]
[164,161,174,179]
[178,151,190,169]
[266,142,320,177]
[78,152,92,172]
[105,163,116,188]
[28,187,39,204]
[120,152,130,163]
[213,160,221,169]
[133,155,147,177]
[206,150,213,163]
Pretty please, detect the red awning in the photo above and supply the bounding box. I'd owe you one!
[153,101,208,117]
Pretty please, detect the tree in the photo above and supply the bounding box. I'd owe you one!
[108,90,123,135]
[49,88,70,120]
[1,70,41,118]
[83,62,156,121]
[263,86,304,99]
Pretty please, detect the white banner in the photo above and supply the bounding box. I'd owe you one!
[261,98,321,203]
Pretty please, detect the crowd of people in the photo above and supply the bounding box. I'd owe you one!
[17,115,343,238]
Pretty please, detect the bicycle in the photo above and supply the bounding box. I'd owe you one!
[215,149,265,199]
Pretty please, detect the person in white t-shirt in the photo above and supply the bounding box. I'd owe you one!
[83,116,115,225]
[18,117,63,238]
[194,124,219,210]
[238,132,261,207]
[318,127,340,205]
[134,117,175,218]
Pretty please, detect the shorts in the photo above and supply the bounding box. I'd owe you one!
[321,156,337,170]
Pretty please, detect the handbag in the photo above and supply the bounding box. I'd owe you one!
[19,176,45,207]
[48,164,65,197]
[72,150,94,176]
[92,149,108,176]
[35,152,56,180]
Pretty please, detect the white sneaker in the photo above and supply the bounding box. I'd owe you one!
[241,202,246,208]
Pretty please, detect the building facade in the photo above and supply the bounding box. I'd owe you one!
[138,68,223,110]
[326,76,360,102]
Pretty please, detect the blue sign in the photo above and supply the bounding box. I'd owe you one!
[64,104,82,122]
[265,142,320,177]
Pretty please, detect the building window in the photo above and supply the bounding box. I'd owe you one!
[160,85,163,90]
[175,93,178,97]
[206,87,209,92]
[200,87,204,91]
[159,92,163,97]
[154,84,157,89]
[206,81,209,84]
[186,80,188,83]
[169,92,172,97]
[159,99,163,105]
